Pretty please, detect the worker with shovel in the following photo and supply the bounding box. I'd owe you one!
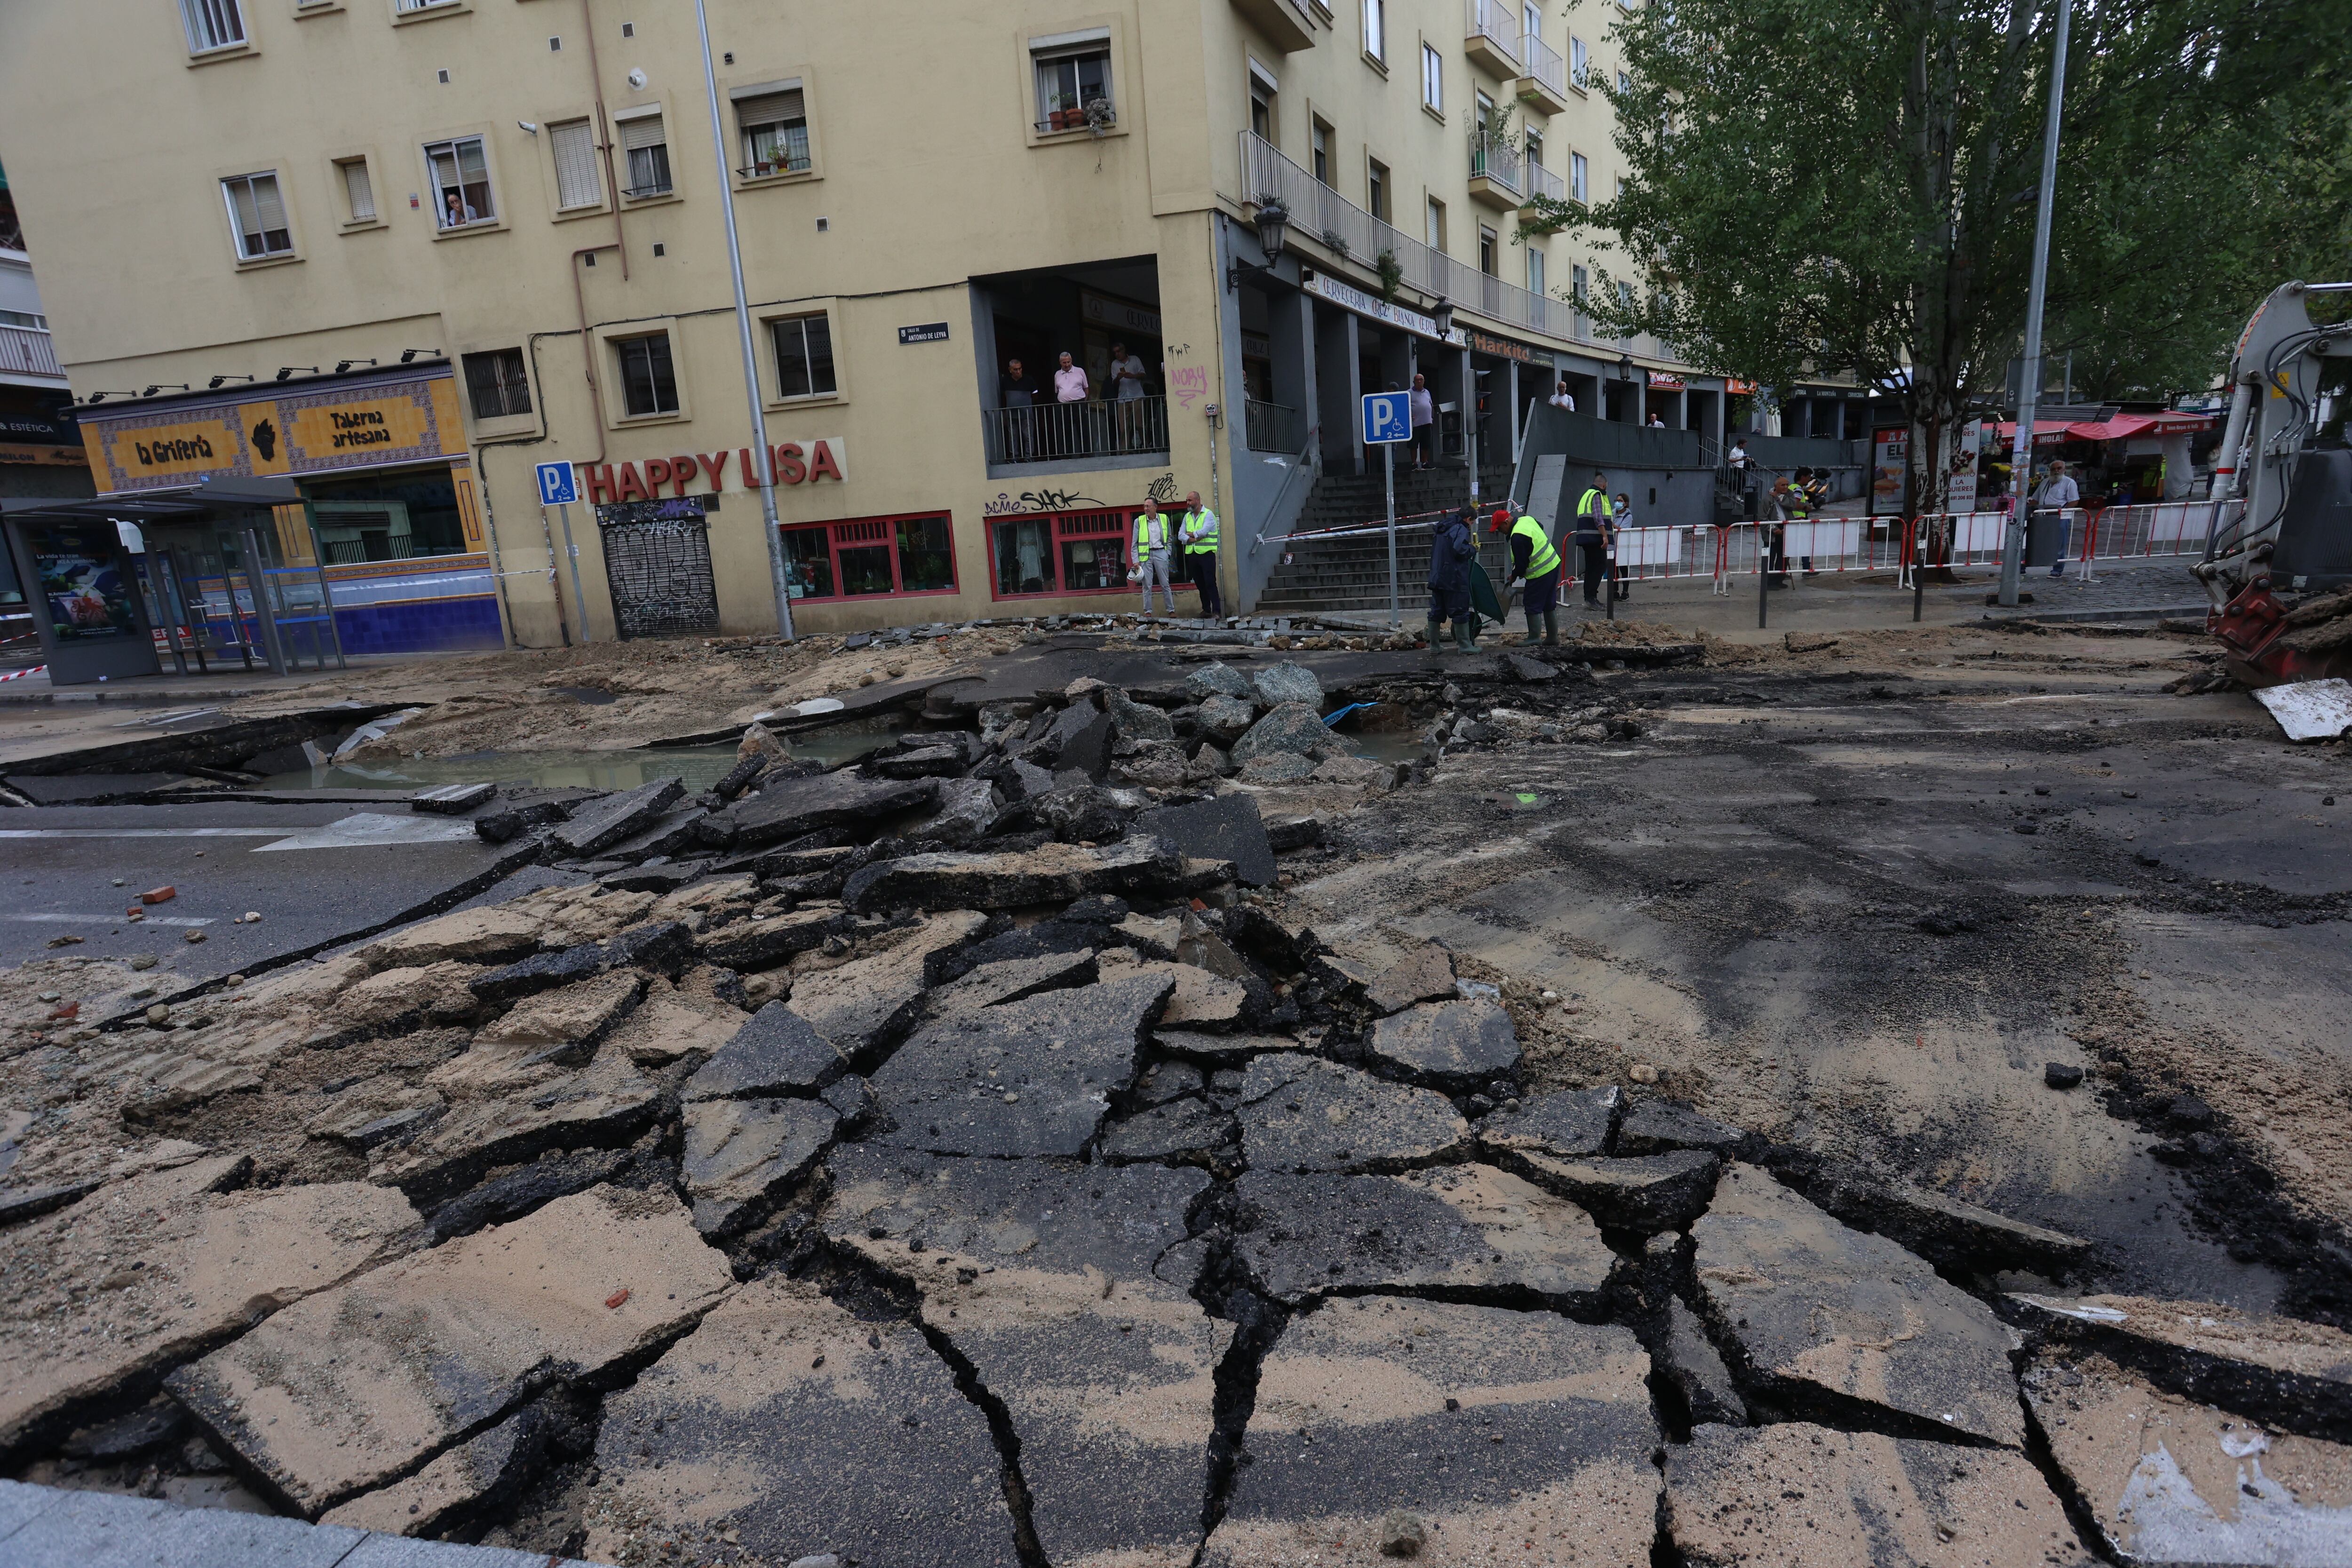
[1493,504,1563,645]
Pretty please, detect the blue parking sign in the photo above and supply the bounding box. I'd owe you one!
[1361,391,1412,445]
[535,461,579,506]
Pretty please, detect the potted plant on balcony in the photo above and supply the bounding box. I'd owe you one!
[1047,94,1071,130]
[1084,96,1116,134]
[1375,247,1405,302]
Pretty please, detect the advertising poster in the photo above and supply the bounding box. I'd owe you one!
[1870,427,1908,516]
[32,526,134,640]
[1948,419,1984,513]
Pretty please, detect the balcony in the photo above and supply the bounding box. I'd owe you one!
[0,324,64,382]
[1517,32,1571,114]
[1464,0,1522,76]
[982,395,1169,470]
[1232,0,1317,53]
[1467,135,1524,211]
[1522,158,1566,209]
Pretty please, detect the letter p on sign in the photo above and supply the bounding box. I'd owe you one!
[536,462,580,506]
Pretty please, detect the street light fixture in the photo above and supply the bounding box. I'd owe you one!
[1226,202,1294,292]
[398,348,442,363]
[1431,296,1455,338]
[1618,353,1636,382]
[208,374,255,389]
[142,384,189,397]
[334,358,378,373]
[275,366,318,382]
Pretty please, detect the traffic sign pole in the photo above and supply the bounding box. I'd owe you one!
[1385,440,1398,630]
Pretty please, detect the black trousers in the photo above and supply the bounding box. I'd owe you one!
[1578,539,1607,602]
[1188,550,1223,616]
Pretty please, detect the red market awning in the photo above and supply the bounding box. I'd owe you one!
[2062,411,2215,442]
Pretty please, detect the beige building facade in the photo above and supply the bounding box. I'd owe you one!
[0,0,1718,648]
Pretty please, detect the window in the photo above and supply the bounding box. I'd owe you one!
[614,333,678,417]
[550,119,601,207]
[221,172,292,260]
[1033,34,1112,129]
[1570,151,1588,203]
[395,0,460,11]
[1425,196,1446,252]
[989,508,1141,598]
[770,312,836,399]
[336,158,376,223]
[1249,74,1276,142]
[1367,158,1389,221]
[1524,3,1542,43]
[1525,128,1543,167]
[1311,120,1332,184]
[1479,225,1498,277]
[1569,37,1589,87]
[179,0,245,52]
[619,112,671,198]
[1618,69,1631,95]
[783,513,958,601]
[1573,263,1590,337]
[1527,247,1545,296]
[461,349,532,420]
[424,135,494,228]
[735,86,809,176]
[1421,42,1443,112]
[1363,0,1383,61]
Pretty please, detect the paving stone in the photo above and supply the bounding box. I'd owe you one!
[2006,1292,2352,1442]
[692,905,840,970]
[581,1276,1018,1567]
[684,1000,847,1099]
[1156,1028,1298,1062]
[1787,1161,2094,1279]
[1693,1164,2025,1447]
[924,948,1098,1012]
[469,921,693,1006]
[1363,944,1456,1013]
[1184,660,1255,701]
[1250,661,1325,709]
[869,972,1171,1157]
[1668,1421,2091,1567]
[1616,1098,1753,1156]
[1133,794,1277,887]
[1195,693,1255,741]
[1365,999,1521,1084]
[169,1186,732,1517]
[1232,1164,1615,1308]
[680,1097,839,1236]
[1234,1052,1468,1173]
[1100,1096,1240,1164]
[1475,1086,1621,1160]
[784,910,990,1064]
[1200,1297,1656,1568]
[1661,1297,1748,1426]
[354,905,545,971]
[842,839,1175,914]
[318,1403,543,1536]
[0,1163,422,1452]
[917,776,1001,846]
[1500,1149,1721,1232]
[698,771,941,849]
[2023,1348,2352,1566]
[373,1045,663,1204]
[1231,702,1329,764]
[552,777,686,857]
[823,1148,1222,1568]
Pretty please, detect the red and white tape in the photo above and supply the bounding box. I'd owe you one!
[0,665,48,683]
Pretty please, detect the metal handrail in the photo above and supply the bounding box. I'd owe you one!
[0,324,63,378]
[1467,0,1523,69]
[1524,159,1565,203]
[1470,136,1525,196]
[1248,432,1324,558]
[1520,31,1569,97]
[982,394,1168,466]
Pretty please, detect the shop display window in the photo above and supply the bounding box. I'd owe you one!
[985,506,1141,599]
[778,511,958,601]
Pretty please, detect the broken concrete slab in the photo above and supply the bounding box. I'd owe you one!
[684,999,851,1099]
[1250,661,1325,709]
[1018,702,1114,779]
[1236,752,1318,784]
[1234,1052,1468,1173]
[1103,685,1176,741]
[680,1096,838,1236]
[423,1144,636,1243]
[1201,1297,1656,1568]
[168,1186,732,1517]
[1365,998,1522,1085]
[842,838,1174,914]
[1666,1422,2092,1568]
[581,1275,1019,1567]
[870,743,969,780]
[467,970,644,1065]
[376,1046,663,1204]
[353,905,544,972]
[1099,1096,1240,1165]
[917,776,1001,847]
[2007,1293,2352,1443]
[1185,660,1254,701]
[1475,1086,1621,1160]
[692,905,839,970]
[0,1163,421,1454]
[924,947,1098,1012]
[1616,1098,1754,1157]
[1783,1160,2095,1280]
[1133,794,1276,888]
[783,909,989,1064]
[1232,1164,1615,1308]
[318,1403,543,1537]
[467,920,693,1006]
[868,971,1172,1157]
[600,975,747,1066]
[1693,1164,2025,1447]
[1155,1027,1298,1062]
[1230,702,1329,764]
[697,771,941,849]
[1195,693,1255,741]
[1363,944,1456,1014]
[2024,1349,2352,1566]
[1105,951,1251,1031]
[821,1148,1223,1568]
[1500,1149,1721,1233]
[1662,1298,1748,1426]
[551,777,686,858]
[599,804,711,862]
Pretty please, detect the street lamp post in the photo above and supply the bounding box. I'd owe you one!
[1997,0,2074,608]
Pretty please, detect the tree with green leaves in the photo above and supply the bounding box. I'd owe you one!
[1523,0,2352,513]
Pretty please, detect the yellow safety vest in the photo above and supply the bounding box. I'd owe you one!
[1576,487,1610,518]
[1134,510,1172,552]
[1781,486,1809,520]
[1181,509,1220,554]
[1510,515,1560,579]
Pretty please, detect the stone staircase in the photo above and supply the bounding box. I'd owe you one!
[1254,461,1517,614]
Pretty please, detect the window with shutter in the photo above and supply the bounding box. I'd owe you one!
[338,159,376,223]
[180,0,245,53]
[462,349,532,420]
[620,112,671,197]
[222,172,293,259]
[424,136,495,227]
[550,119,600,207]
[734,88,810,175]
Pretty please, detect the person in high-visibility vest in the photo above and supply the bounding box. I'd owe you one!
[1179,490,1223,618]
[1133,500,1178,614]
[1572,472,1614,606]
[1494,505,1563,645]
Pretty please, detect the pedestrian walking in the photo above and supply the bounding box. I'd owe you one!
[1497,504,1563,645]
[1053,351,1090,457]
[1425,504,1481,654]
[1409,372,1435,470]
[2036,459,2081,578]
[1572,472,1613,606]
[998,357,1037,462]
[1179,490,1223,618]
[1132,498,1178,614]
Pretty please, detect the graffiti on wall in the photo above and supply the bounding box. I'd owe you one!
[982,486,1107,517]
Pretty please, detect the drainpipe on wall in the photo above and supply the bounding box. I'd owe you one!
[581,0,630,281]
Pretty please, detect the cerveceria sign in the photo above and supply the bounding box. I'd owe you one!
[579,438,849,505]
[135,433,217,465]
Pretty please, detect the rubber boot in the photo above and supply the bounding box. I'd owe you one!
[1424,618,1445,661]
[1542,608,1559,646]
[1525,607,1544,644]
[1454,616,1478,653]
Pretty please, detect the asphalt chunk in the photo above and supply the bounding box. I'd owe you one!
[1475,1086,1621,1160]
[1235,1052,1469,1173]
[1364,998,1523,1086]
[680,1097,839,1237]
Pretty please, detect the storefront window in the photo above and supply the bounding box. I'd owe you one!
[303,470,469,562]
[782,527,833,600]
[987,507,1139,599]
[993,517,1056,595]
[779,512,958,601]
[896,516,954,593]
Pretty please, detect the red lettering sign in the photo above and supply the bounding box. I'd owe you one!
[697,451,730,489]
[807,439,842,483]
[775,443,806,485]
[584,464,619,505]
[615,462,649,503]
[642,457,674,493]
[669,455,697,497]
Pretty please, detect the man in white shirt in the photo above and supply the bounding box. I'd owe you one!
[1548,379,1575,412]
[1133,498,1178,615]
[2035,459,2081,578]
[1107,341,1147,451]
[1051,352,1089,458]
[1409,373,1436,470]
[1647,413,1666,428]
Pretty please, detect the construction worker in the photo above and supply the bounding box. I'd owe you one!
[1796,465,1827,574]
[1425,504,1481,656]
[1767,473,1807,587]
[1573,472,1613,606]
[1133,499,1178,615]
[1179,490,1223,618]
[1495,504,1562,645]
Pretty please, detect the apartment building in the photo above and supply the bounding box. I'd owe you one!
[0,0,1725,649]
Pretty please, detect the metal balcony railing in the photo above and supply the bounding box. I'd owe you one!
[1524,158,1565,204]
[983,394,1168,466]
[0,325,63,379]
[1521,32,1569,98]
[1469,135,1524,196]
[1241,130,1589,343]
[1466,0,1523,68]
[1243,398,1304,453]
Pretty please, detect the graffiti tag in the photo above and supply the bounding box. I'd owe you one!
[1168,364,1211,411]
[1145,474,1180,503]
[982,487,1108,516]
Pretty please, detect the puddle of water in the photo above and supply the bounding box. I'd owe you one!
[1343,729,1427,764]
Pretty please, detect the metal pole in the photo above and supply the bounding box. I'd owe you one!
[240,527,288,676]
[1385,439,1399,630]
[302,502,348,671]
[695,0,796,641]
[1913,518,1926,621]
[1997,0,2073,607]
[556,502,592,643]
[1758,523,1768,629]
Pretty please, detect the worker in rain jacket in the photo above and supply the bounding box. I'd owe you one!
[1179,491,1224,618]
[1572,472,1614,606]
[1494,504,1563,645]
[1425,504,1481,656]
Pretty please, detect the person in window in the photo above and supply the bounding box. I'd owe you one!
[1646,411,1665,428]
[1106,341,1147,451]
[442,191,477,228]
[1549,379,1575,412]
[1000,358,1037,462]
[1053,351,1090,458]
[1409,372,1435,470]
